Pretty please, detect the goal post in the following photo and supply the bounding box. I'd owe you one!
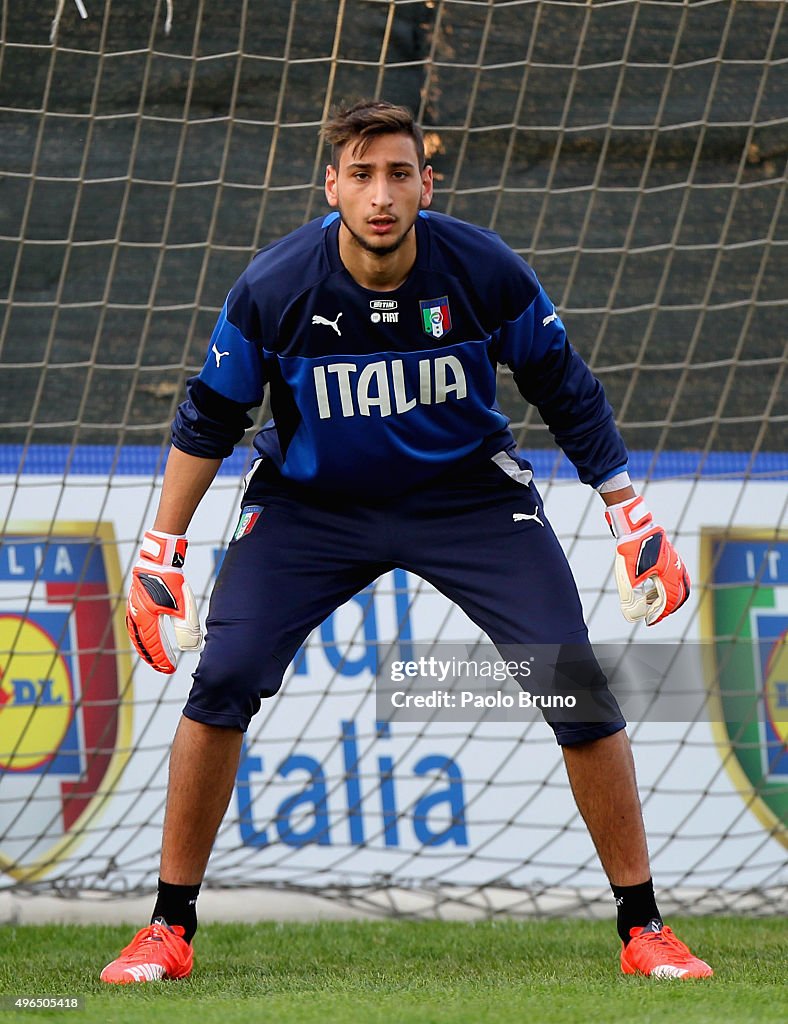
[0,0,786,917]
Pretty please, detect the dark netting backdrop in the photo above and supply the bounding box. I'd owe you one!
[1,0,785,458]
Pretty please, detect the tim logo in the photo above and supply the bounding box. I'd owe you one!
[0,523,132,881]
[370,299,399,325]
[420,296,452,339]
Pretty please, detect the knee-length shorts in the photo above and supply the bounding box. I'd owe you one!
[184,451,625,746]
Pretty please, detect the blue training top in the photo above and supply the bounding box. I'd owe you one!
[171,210,628,497]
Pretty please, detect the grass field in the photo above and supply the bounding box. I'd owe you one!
[0,918,784,1023]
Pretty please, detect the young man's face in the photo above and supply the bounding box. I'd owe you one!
[324,132,433,257]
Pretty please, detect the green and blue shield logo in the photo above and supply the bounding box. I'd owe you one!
[701,529,787,848]
[420,296,452,340]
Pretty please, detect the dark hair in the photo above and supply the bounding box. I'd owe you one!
[322,100,426,169]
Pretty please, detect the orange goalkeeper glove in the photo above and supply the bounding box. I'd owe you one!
[126,530,202,674]
[604,496,691,626]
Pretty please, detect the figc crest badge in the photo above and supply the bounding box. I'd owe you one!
[701,528,788,849]
[420,296,452,340]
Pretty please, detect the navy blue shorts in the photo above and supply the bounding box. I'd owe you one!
[184,451,625,745]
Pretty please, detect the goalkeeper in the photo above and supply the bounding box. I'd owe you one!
[102,100,710,984]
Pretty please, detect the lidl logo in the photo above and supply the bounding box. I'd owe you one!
[419,296,452,339]
[0,523,132,881]
[0,614,79,773]
[701,529,788,848]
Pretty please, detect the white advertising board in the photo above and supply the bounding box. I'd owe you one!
[0,456,785,901]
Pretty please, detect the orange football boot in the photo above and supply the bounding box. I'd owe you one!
[100,919,193,983]
[621,920,713,979]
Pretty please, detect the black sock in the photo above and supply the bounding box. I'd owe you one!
[151,878,201,944]
[611,878,662,945]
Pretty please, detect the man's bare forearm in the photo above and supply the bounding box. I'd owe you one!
[152,447,223,535]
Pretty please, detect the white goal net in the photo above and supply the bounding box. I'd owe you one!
[0,0,786,918]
